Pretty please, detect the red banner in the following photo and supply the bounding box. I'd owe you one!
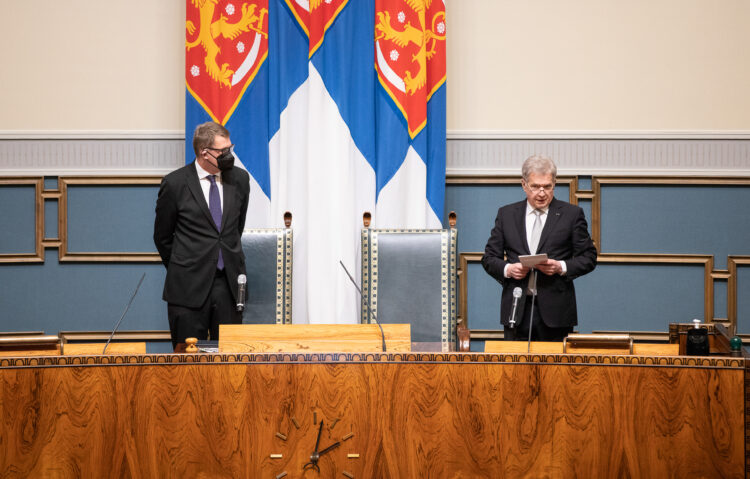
[185,0,269,124]
[375,0,446,138]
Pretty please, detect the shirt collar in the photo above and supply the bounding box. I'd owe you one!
[194,160,221,182]
[526,202,549,216]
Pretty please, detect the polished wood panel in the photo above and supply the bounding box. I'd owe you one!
[0,335,60,356]
[0,353,743,478]
[0,347,60,357]
[219,324,412,352]
[485,340,679,356]
[63,342,146,355]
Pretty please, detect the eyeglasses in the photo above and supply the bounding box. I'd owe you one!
[525,183,555,193]
[205,144,235,156]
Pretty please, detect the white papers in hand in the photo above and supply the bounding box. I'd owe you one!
[519,254,548,268]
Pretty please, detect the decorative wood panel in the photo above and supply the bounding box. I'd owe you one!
[0,353,744,478]
[0,177,44,263]
[58,177,162,262]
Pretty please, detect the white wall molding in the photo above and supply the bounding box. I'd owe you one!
[0,130,185,140]
[0,139,184,176]
[1,137,748,177]
[447,138,750,176]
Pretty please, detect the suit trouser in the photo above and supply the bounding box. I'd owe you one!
[504,295,573,342]
[167,269,242,349]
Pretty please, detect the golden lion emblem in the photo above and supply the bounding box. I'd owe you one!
[375,0,446,95]
[186,0,268,87]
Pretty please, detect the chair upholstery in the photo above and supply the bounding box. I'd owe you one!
[360,217,458,349]
[240,217,293,325]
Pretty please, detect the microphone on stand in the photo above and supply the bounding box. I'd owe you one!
[527,270,538,353]
[508,287,523,328]
[103,272,146,354]
[236,274,247,312]
[339,260,386,352]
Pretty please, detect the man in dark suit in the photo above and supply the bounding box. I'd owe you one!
[154,122,250,348]
[482,155,597,341]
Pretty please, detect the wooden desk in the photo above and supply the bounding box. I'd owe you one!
[0,351,745,478]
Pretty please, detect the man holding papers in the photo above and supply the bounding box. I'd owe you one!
[482,155,597,341]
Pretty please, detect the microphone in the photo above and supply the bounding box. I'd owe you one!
[339,260,386,352]
[103,272,146,354]
[508,287,522,327]
[236,274,247,312]
[527,270,539,353]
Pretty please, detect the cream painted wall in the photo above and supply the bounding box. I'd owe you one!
[0,1,184,133]
[446,0,750,133]
[0,1,748,134]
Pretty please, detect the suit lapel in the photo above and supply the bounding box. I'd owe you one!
[515,201,530,255]
[536,198,562,253]
[185,162,218,232]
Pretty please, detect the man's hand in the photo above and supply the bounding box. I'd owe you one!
[535,259,563,276]
[506,263,530,280]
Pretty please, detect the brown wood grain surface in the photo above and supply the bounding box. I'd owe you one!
[220,323,412,352]
[62,342,147,355]
[485,340,680,356]
[0,358,743,478]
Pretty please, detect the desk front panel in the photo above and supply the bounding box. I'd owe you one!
[0,353,744,478]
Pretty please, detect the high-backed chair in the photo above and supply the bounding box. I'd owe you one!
[360,212,465,351]
[240,212,293,324]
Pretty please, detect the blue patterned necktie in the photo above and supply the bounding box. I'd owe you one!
[207,175,224,270]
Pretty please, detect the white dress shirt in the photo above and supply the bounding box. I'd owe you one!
[195,161,224,210]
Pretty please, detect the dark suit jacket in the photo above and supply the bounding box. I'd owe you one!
[153,162,250,308]
[481,197,597,328]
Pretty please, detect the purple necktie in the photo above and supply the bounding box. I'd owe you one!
[207,175,224,270]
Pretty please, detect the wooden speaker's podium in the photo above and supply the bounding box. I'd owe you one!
[216,323,412,352]
[0,324,746,477]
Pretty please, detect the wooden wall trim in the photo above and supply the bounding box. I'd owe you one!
[58,176,163,262]
[0,177,44,263]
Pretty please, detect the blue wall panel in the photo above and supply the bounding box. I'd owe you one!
[576,263,705,331]
[464,261,706,334]
[0,177,747,340]
[600,185,750,268]
[738,266,750,334]
[44,178,58,190]
[714,280,727,319]
[444,181,738,335]
[67,185,158,253]
[45,199,58,239]
[465,261,502,330]
[0,250,167,333]
[444,183,570,252]
[0,186,36,254]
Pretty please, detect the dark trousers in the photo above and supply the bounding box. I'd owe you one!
[504,296,573,342]
[167,270,242,349]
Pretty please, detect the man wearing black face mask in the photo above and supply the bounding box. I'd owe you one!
[154,121,250,349]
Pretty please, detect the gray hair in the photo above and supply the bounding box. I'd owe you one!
[522,154,557,182]
[192,121,230,157]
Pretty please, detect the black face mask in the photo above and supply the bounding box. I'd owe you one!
[206,149,234,171]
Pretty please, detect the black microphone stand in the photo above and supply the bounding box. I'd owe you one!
[339,261,386,352]
[526,270,538,353]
